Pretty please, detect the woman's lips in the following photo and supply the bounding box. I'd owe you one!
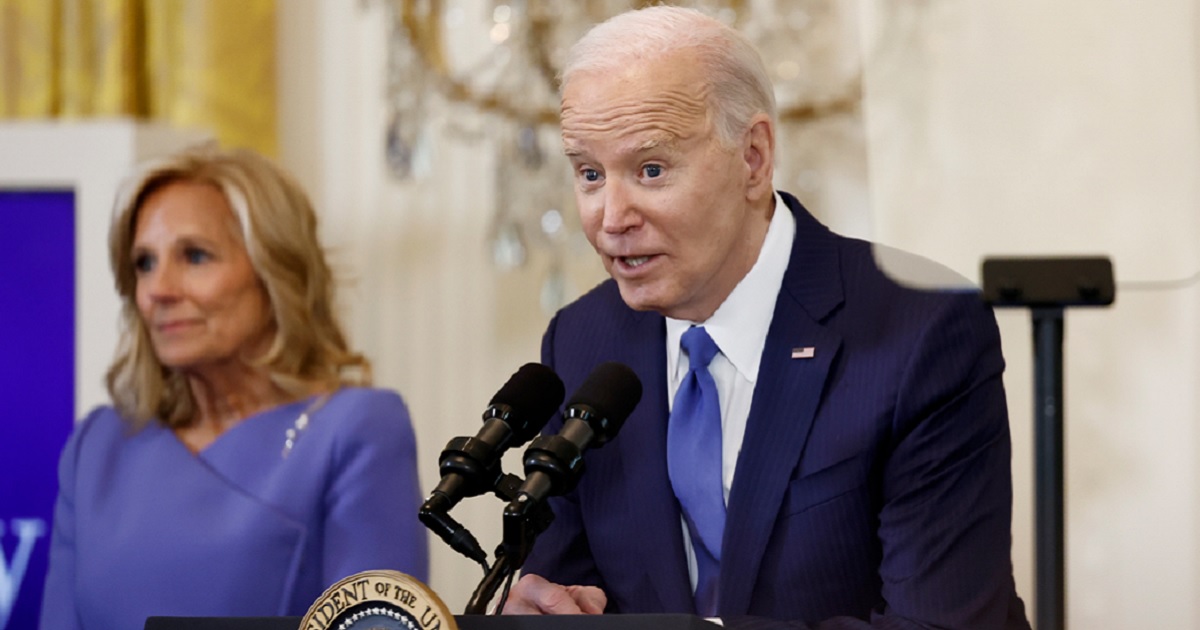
[156,320,200,333]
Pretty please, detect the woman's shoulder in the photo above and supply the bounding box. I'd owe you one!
[324,386,409,416]
[312,387,413,437]
[328,385,406,405]
[59,405,150,473]
[80,404,122,423]
[70,405,136,447]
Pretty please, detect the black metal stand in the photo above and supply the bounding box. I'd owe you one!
[982,257,1114,630]
[1032,308,1065,630]
[463,492,557,614]
[465,552,518,615]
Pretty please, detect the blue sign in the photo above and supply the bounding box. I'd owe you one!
[0,190,76,629]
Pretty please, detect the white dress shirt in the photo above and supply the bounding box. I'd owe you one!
[665,191,796,591]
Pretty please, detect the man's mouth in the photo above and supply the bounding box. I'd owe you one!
[621,256,651,268]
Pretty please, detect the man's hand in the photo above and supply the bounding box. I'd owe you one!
[502,574,607,615]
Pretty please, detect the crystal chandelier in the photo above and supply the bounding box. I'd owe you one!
[380,0,863,311]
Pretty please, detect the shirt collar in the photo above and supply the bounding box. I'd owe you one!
[667,191,797,382]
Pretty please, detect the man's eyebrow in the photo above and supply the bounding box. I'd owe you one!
[634,135,675,152]
[562,133,680,158]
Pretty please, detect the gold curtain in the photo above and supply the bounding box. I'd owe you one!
[0,0,276,156]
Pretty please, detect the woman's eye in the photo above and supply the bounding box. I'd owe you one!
[582,168,601,182]
[132,253,154,273]
[643,164,663,178]
[184,247,211,264]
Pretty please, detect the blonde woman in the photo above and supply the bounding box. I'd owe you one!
[40,145,428,630]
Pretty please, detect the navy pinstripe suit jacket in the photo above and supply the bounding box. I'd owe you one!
[523,193,1030,629]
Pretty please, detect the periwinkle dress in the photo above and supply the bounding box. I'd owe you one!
[39,388,429,630]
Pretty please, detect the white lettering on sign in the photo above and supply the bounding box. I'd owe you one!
[0,519,47,630]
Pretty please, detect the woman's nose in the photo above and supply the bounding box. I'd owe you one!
[142,261,181,302]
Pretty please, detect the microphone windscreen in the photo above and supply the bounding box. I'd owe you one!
[566,361,644,439]
[488,363,566,442]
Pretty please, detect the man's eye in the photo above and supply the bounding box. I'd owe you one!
[643,164,663,178]
[184,248,211,264]
[582,169,601,182]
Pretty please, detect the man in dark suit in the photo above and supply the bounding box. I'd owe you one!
[504,6,1029,629]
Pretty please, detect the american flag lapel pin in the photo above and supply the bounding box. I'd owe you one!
[791,346,815,359]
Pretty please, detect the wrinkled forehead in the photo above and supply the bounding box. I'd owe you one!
[560,62,712,156]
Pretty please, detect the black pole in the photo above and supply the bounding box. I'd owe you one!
[464,553,515,615]
[981,256,1114,630]
[1032,308,1065,630]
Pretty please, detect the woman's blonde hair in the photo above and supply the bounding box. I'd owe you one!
[106,143,370,427]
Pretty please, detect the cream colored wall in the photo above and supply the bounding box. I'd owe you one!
[861,1,1200,628]
[277,1,1200,627]
[275,0,602,612]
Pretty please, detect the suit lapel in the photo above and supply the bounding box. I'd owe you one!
[719,194,846,614]
[610,308,696,612]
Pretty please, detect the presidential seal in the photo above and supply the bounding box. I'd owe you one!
[300,570,458,630]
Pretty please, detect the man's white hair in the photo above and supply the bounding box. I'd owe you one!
[560,5,777,149]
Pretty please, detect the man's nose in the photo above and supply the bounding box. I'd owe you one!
[602,180,641,233]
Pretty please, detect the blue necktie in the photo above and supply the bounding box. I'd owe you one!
[667,326,724,616]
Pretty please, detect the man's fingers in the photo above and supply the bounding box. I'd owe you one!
[502,574,606,615]
[565,585,607,614]
[504,574,583,614]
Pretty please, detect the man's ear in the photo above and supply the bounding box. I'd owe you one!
[743,115,775,201]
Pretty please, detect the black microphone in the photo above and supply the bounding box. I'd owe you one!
[514,361,643,505]
[420,363,565,565]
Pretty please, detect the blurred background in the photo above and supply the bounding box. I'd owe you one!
[1,0,1198,628]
